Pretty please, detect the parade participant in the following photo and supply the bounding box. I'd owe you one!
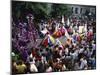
[79,57,88,70]
[26,14,39,42]
[15,60,27,74]
[29,58,38,73]
[12,10,96,73]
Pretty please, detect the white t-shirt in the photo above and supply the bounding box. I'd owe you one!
[62,64,66,71]
[30,62,38,72]
[79,48,84,54]
[46,66,52,72]
[80,58,87,69]
[70,50,78,60]
[65,48,69,55]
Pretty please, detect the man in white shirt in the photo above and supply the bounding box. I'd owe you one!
[29,58,38,73]
[79,57,88,70]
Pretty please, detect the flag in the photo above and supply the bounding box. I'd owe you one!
[42,36,48,47]
[55,38,64,49]
[67,18,70,26]
[62,15,65,25]
[48,37,53,46]
[42,34,55,47]
[48,35,55,44]
[63,26,70,39]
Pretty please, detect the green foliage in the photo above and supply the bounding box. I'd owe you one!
[12,1,71,21]
[51,4,72,18]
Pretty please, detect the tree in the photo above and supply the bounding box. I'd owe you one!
[12,1,52,21]
[51,4,71,18]
[12,1,71,22]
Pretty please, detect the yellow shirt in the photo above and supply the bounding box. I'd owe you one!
[16,64,26,73]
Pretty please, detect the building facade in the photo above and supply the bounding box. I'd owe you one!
[68,5,96,16]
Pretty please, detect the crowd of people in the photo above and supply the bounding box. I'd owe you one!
[12,13,96,74]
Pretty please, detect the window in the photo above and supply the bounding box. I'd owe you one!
[80,8,82,14]
[75,7,78,14]
[72,7,73,13]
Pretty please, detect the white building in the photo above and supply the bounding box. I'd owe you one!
[68,5,96,16]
